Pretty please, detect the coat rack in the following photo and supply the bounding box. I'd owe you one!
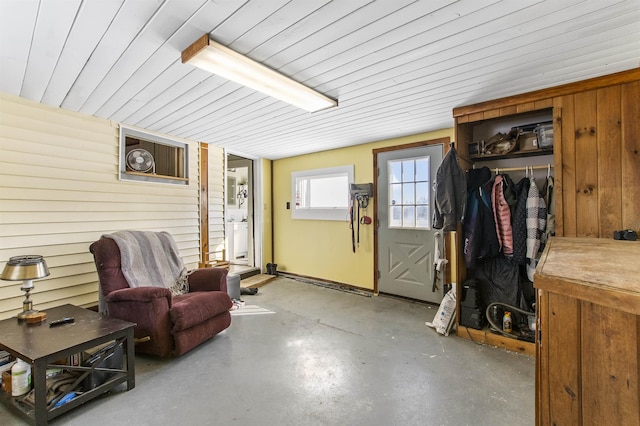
[492,164,554,174]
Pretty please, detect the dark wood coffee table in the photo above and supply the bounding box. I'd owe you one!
[0,304,135,425]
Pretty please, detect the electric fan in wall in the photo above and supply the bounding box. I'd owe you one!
[126,149,155,173]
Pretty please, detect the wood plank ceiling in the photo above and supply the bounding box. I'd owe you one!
[1,0,639,160]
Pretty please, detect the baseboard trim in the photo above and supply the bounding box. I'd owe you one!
[277,272,373,297]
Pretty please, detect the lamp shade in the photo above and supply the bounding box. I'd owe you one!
[1,255,50,281]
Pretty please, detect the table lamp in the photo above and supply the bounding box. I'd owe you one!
[1,255,50,320]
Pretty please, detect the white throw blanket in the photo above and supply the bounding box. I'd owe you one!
[104,230,189,301]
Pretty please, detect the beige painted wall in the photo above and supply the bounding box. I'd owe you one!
[0,93,224,320]
[273,129,454,290]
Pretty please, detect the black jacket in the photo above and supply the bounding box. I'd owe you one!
[433,147,467,231]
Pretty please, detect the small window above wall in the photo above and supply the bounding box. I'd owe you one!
[119,127,189,185]
[292,165,353,221]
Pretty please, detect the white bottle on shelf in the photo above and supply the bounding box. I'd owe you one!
[11,358,31,396]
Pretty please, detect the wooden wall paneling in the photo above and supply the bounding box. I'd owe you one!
[516,101,536,113]
[596,86,623,237]
[621,80,640,231]
[199,143,210,267]
[559,95,577,236]
[454,117,473,170]
[547,292,581,426]
[536,288,549,425]
[499,105,517,117]
[534,99,553,110]
[580,302,640,425]
[207,146,225,261]
[573,90,599,237]
[457,115,469,124]
[468,112,483,122]
[482,108,500,120]
[552,101,564,237]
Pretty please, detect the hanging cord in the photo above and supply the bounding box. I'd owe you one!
[354,193,370,247]
[356,196,361,247]
[350,197,356,253]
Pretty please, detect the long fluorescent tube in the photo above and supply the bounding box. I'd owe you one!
[182,34,337,112]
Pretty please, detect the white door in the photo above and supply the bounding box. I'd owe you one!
[377,144,444,303]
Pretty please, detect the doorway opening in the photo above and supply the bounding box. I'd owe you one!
[226,154,254,269]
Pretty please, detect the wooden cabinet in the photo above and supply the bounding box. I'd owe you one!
[454,68,640,238]
[451,68,640,354]
[534,237,640,426]
[453,101,555,356]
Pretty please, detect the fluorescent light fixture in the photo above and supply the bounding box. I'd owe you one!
[182,34,337,112]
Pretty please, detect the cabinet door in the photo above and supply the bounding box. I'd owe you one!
[546,292,581,425]
[580,303,640,425]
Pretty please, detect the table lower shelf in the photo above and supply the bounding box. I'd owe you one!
[456,325,535,356]
[0,372,129,424]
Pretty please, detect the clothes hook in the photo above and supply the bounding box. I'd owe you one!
[547,164,551,178]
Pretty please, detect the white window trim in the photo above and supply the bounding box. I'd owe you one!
[291,165,354,221]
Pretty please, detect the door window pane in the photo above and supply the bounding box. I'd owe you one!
[387,156,431,229]
[415,157,430,181]
[389,206,402,227]
[416,182,429,204]
[416,206,430,228]
[402,160,414,182]
[390,183,402,205]
[390,162,402,183]
[403,206,415,227]
[402,183,414,204]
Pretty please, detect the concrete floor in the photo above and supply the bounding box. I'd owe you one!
[1,277,535,426]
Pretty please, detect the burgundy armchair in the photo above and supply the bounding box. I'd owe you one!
[90,236,232,357]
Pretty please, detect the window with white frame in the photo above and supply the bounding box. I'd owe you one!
[388,156,431,229]
[119,127,189,185]
[291,165,353,220]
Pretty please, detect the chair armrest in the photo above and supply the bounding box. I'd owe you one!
[188,267,228,293]
[105,287,172,304]
[104,287,174,357]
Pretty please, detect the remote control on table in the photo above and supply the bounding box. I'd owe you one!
[49,317,75,327]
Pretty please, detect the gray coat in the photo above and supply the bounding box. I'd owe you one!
[433,147,467,231]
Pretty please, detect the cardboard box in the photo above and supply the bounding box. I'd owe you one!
[518,132,538,151]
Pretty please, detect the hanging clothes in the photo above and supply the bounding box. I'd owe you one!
[511,177,530,265]
[491,174,513,255]
[463,167,499,268]
[433,147,467,231]
[541,175,555,246]
[474,255,520,308]
[526,177,547,281]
